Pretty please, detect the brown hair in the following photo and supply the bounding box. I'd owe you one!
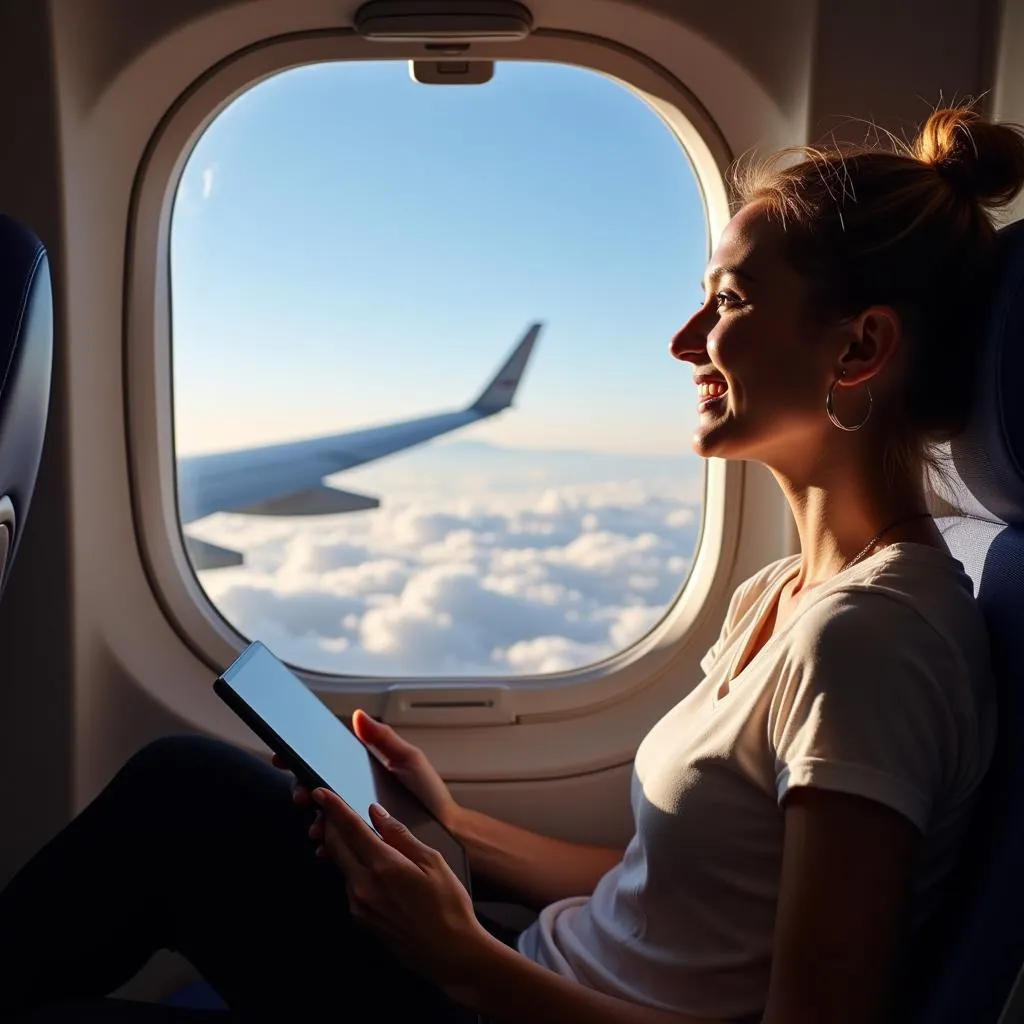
[731,105,1024,476]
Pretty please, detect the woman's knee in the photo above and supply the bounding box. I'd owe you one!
[111,734,283,809]
[102,735,306,856]
[119,734,237,783]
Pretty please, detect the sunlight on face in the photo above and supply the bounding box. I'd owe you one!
[669,203,845,467]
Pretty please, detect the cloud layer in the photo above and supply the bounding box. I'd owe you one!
[186,444,702,677]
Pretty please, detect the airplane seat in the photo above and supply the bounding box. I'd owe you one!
[0,214,52,600]
[896,216,1024,1024]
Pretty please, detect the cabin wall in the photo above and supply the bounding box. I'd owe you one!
[0,0,1013,895]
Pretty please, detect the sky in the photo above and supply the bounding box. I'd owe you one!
[170,60,710,677]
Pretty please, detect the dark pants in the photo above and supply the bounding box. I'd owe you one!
[0,735,519,1021]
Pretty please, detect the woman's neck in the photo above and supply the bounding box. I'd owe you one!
[769,454,938,593]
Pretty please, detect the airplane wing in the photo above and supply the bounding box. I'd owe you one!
[177,323,541,568]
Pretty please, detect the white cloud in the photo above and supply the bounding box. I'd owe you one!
[187,447,702,677]
[503,635,613,675]
[201,164,216,200]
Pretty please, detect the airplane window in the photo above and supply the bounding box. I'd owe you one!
[170,60,707,678]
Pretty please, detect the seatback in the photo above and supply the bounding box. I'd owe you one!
[0,215,52,598]
[899,218,1024,1023]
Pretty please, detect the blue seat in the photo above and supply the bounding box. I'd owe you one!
[898,217,1024,1023]
[0,214,51,599]
[163,979,227,1009]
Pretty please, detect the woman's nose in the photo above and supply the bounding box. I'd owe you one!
[669,311,708,363]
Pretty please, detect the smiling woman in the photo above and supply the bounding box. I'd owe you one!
[169,59,708,679]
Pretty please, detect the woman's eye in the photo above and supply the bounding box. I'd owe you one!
[715,291,742,309]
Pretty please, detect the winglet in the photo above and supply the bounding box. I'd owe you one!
[234,485,380,517]
[185,536,244,571]
[470,322,542,414]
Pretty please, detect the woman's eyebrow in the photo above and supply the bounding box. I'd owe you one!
[701,265,757,291]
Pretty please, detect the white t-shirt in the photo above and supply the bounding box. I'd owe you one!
[517,543,995,1021]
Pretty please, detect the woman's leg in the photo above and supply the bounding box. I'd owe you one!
[14,1001,239,1022]
[0,735,465,1019]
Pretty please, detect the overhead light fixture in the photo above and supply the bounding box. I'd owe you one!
[354,1,533,43]
[410,60,495,84]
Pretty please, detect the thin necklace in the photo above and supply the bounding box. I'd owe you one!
[840,511,934,573]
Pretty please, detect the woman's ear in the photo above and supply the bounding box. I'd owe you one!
[835,305,903,386]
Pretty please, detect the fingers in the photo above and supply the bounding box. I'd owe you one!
[270,755,308,802]
[369,803,438,869]
[308,809,324,842]
[321,824,359,876]
[312,793,361,875]
[313,788,384,868]
[352,709,418,763]
[268,754,314,806]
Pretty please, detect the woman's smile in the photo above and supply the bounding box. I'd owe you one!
[695,374,729,414]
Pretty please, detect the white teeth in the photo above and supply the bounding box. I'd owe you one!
[698,382,727,399]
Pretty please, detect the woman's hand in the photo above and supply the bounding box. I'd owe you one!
[351,709,460,829]
[273,709,460,831]
[311,788,494,992]
[312,794,715,1024]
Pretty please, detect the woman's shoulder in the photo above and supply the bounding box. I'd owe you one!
[776,547,995,781]
[833,544,984,635]
[795,544,992,684]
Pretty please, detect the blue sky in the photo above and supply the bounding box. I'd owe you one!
[170,60,708,458]
[170,60,710,675]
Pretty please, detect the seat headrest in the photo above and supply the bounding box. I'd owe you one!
[0,214,52,598]
[945,219,1024,526]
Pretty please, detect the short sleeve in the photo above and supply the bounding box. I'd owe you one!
[769,592,961,833]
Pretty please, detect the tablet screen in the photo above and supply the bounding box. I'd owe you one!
[216,641,470,890]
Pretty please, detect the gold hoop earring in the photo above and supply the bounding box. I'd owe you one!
[826,373,872,432]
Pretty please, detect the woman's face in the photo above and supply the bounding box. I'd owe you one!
[670,203,859,466]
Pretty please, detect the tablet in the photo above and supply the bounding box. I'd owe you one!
[214,640,471,893]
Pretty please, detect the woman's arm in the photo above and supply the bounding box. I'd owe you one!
[452,804,624,907]
[343,711,623,905]
[313,777,919,1023]
[314,790,719,1024]
[761,786,919,1024]
[456,785,919,1024]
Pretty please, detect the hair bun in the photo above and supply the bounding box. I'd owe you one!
[914,106,1024,208]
